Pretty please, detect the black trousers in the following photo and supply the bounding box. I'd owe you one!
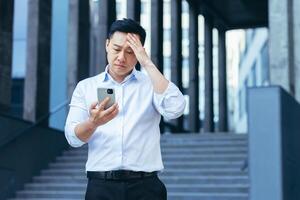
[85,175,167,200]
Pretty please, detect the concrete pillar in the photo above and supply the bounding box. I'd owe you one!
[204,14,214,132]
[23,0,52,125]
[92,0,116,75]
[248,87,300,200]
[49,0,69,130]
[188,3,200,132]
[218,29,228,132]
[67,0,90,100]
[294,0,300,102]
[127,0,141,22]
[171,0,183,132]
[151,0,164,132]
[151,0,163,73]
[268,0,294,94]
[0,0,14,112]
[127,0,141,70]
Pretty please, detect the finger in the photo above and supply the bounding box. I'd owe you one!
[127,40,135,48]
[98,97,110,110]
[127,34,139,46]
[102,103,118,116]
[127,37,136,47]
[106,106,119,121]
[111,106,119,117]
[128,33,138,41]
[127,33,135,42]
[90,101,98,110]
[127,41,136,51]
[129,33,141,45]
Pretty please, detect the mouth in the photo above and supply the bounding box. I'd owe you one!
[115,64,126,68]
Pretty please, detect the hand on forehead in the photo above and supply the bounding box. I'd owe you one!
[127,33,141,41]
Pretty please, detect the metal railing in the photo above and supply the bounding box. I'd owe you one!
[0,99,69,147]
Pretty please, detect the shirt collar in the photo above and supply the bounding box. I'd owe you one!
[99,65,139,83]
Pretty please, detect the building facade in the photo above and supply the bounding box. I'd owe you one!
[7,0,232,133]
[234,28,269,133]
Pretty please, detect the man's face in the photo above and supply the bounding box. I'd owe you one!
[106,31,139,81]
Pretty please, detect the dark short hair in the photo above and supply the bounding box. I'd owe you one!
[108,18,146,45]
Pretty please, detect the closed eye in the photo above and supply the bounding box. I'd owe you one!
[113,48,121,51]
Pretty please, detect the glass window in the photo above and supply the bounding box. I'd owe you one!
[182,58,189,88]
[163,57,171,80]
[141,2,146,14]
[116,2,121,14]
[182,0,189,13]
[163,29,171,41]
[182,28,188,40]
[261,42,269,85]
[252,63,257,86]
[163,1,170,14]
[239,82,247,119]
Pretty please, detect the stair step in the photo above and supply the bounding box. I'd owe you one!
[56,154,246,162]
[64,149,247,156]
[15,191,248,200]
[10,134,249,199]
[167,192,248,200]
[40,168,246,176]
[160,145,247,149]
[161,176,249,184]
[161,168,247,176]
[16,191,84,198]
[24,183,86,191]
[160,140,248,145]
[24,183,248,193]
[32,176,87,183]
[9,199,81,200]
[161,133,246,137]
[166,184,248,193]
[161,140,247,145]
[67,144,247,149]
[48,161,245,170]
[161,135,247,140]
[63,148,248,156]
[32,175,248,184]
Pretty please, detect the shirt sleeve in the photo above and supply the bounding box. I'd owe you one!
[153,81,186,120]
[64,82,87,147]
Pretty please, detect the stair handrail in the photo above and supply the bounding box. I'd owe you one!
[1,98,190,147]
[0,99,70,147]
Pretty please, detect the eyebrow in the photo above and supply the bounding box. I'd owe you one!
[112,44,133,51]
[113,44,122,48]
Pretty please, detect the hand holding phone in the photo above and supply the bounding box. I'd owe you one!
[97,88,115,109]
[88,88,118,127]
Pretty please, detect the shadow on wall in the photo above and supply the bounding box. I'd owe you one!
[0,114,69,200]
[248,86,300,200]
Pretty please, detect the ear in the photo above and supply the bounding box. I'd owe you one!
[105,39,110,52]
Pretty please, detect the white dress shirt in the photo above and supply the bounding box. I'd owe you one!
[64,66,186,172]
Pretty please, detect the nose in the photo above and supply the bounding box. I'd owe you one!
[117,51,125,63]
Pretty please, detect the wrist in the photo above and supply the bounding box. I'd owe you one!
[87,117,98,131]
[141,59,154,68]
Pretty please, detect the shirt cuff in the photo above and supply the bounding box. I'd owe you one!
[153,81,176,106]
[65,123,86,147]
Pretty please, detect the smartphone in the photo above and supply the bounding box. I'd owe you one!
[97,88,115,109]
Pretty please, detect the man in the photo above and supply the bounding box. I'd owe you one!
[65,18,185,200]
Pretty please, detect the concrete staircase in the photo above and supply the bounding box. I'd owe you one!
[9,133,249,200]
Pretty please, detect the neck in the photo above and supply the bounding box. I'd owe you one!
[108,71,125,83]
[108,68,134,83]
